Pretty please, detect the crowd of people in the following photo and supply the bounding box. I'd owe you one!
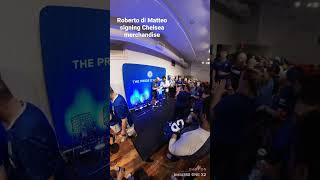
[109,75,211,179]
[211,48,320,180]
[163,76,211,160]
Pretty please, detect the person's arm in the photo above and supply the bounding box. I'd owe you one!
[218,71,230,76]
[168,134,183,156]
[117,168,125,180]
[120,118,128,136]
[168,133,195,156]
[256,105,279,118]
[0,165,7,180]
[210,80,226,109]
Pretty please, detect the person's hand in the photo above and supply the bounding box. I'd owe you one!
[120,129,126,136]
[171,133,178,139]
[213,80,227,97]
[116,167,126,180]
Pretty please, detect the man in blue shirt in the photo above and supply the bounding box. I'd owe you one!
[213,69,262,180]
[176,76,183,86]
[175,85,192,119]
[212,49,232,82]
[110,88,135,141]
[0,75,64,180]
[212,49,233,91]
[151,77,161,106]
[258,67,304,121]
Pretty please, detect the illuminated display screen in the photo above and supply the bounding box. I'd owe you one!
[122,63,166,109]
[40,7,109,150]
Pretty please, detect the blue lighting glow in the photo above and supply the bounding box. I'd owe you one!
[123,64,166,108]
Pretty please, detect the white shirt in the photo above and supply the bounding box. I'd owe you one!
[168,127,210,156]
[160,80,170,92]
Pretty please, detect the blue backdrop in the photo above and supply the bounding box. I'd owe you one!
[39,6,109,151]
[122,64,166,109]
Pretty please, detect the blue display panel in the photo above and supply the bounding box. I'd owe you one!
[40,6,109,151]
[122,64,166,109]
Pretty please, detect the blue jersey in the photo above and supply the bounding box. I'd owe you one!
[213,93,257,145]
[272,85,296,117]
[6,103,64,180]
[213,59,232,81]
[176,91,191,109]
[176,80,183,86]
[111,95,133,126]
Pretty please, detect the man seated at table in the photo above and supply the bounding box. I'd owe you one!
[167,97,210,159]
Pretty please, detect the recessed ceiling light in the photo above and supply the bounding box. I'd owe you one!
[312,2,319,8]
[201,62,204,64]
[206,62,210,65]
[207,58,210,61]
[307,2,313,7]
[294,1,301,8]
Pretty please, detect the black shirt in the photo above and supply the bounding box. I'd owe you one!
[213,93,257,145]
[295,110,320,180]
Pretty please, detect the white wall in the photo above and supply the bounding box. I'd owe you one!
[211,10,240,54]
[0,0,108,124]
[190,63,210,82]
[110,49,187,98]
[257,5,320,64]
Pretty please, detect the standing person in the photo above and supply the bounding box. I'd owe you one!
[151,77,160,106]
[175,77,183,98]
[0,75,65,180]
[183,77,188,86]
[292,74,320,180]
[247,55,258,69]
[110,88,135,142]
[230,51,247,90]
[212,48,232,90]
[160,76,170,99]
[168,76,176,98]
[268,64,281,95]
[175,84,192,119]
[213,69,267,180]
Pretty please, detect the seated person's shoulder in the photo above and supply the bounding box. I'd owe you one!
[9,103,52,138]
[116,94,126,102]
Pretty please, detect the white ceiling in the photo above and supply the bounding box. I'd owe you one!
[110,0,210,63]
